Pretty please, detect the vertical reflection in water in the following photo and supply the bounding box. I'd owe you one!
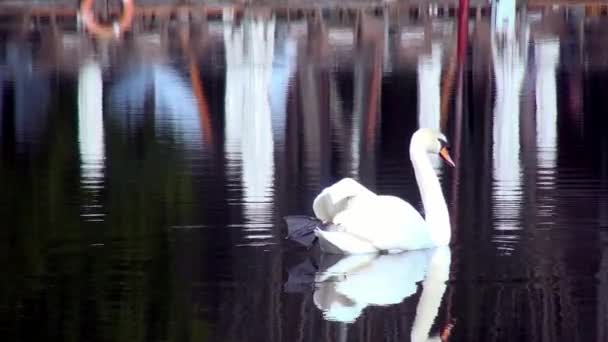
[304,247,451,340]
[418,43,442,131]
[535,39,560,172]
[600,186,608,342]
[491,25,528,254]
[140,65,203,150]
[535,38,559,226]
[152,66,203,151]
[492,0,516,39]
[8,41,49,151]
[382,10,391,73]
[269,27,297,152]
[349,14,382,184]
[0,70,3,141]
[224,11,276,245]
[109,64,201,149]
[601,244,608,342]
[296,18,330,189]
[350,49,365,178]
[417,42,443,169]
[410,247,451,342]
[329,65,348,176]
[364,56,381,185]
[78,60,105,222]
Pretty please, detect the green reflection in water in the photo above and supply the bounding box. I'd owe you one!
[0,79,209,341]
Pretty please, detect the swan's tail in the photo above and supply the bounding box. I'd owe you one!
[285,216,378,254]
[284,215,323,247]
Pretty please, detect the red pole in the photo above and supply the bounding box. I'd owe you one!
[457,0,469,63]
[445,0,469,333]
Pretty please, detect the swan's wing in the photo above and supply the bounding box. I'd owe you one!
[332,195,433,251]
[313,178,376,222]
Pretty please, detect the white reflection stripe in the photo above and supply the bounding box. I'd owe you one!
[223,14,277,242]
[491,24,528,254]
[78,60,106,222]
[417,42,443,170]
[78,60,105,182]
[535,38,560,170]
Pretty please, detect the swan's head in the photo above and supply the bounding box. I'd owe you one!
[411,128,455,167]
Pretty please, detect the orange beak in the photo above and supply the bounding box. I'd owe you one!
[439,147,455,167]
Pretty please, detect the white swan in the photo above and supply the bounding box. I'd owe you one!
[287,128,454,254]
[312,246,452,342]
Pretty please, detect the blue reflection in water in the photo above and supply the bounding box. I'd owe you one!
[7,41,49,151]
[109,63,203,150]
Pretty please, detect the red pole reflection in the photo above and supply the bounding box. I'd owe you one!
[366,47,382,147]
[452,0,468,233]
[444,0,469,336]
[457,0,469,64]
[179,29,214,147]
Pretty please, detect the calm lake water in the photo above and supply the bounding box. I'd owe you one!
[1,6,608,342]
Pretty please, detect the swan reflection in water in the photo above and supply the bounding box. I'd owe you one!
[286,247,452,341]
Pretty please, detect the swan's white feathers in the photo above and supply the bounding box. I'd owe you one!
[312,178,436,253]
[309,129,452,254]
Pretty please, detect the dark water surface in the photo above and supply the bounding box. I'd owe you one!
[1,7,608,342]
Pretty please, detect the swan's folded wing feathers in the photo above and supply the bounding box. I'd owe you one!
[313,178,377,222]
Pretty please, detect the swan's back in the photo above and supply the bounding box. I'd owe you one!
[332,194,432,251]
[312,177,437,252]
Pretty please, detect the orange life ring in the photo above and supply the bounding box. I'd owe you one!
[80,0,134,39]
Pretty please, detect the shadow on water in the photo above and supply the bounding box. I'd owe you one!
[1,3,608,341]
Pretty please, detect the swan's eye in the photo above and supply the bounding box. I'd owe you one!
[438,138,449,149]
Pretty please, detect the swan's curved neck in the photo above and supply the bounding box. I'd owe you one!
[410,144,451,245]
